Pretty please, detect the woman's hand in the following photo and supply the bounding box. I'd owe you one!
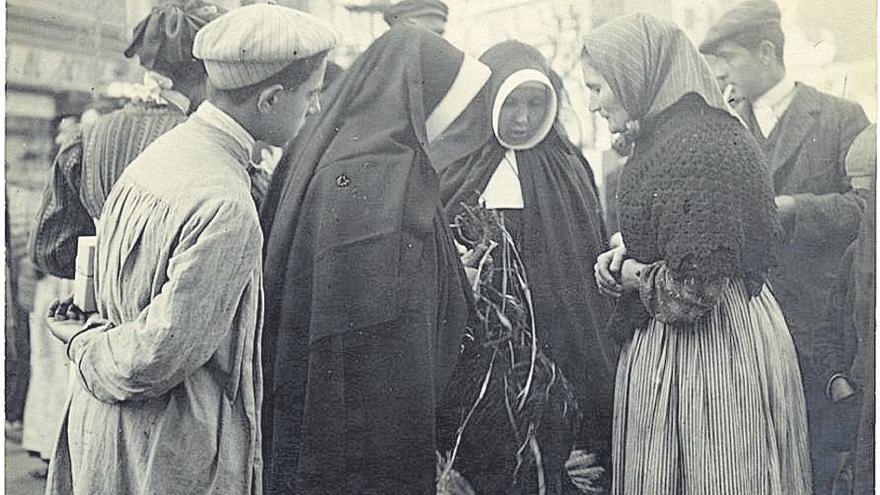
[620,259,645,293]
[460,242,491,269]
[595,245,627,298]
[608,231,625,250]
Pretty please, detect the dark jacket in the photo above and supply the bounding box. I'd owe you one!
[814,123,875,395]
[737,83,869,372]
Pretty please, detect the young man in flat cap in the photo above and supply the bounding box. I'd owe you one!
[383,0,449,36]
[700,1,869,492]
[43,4,337,494]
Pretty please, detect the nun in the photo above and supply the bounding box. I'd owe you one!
[260,26,492,494]
[438,40,616,491]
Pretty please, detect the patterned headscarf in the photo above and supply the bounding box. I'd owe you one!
[582,13,735,125]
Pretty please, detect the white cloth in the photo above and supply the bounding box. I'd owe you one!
[425,55,491,143]
[491,69,557,150]
[195,101,276,204]
[194,101,256,158]
[481,69,558,209]
[752,76,796,138]
[481,149,524,209]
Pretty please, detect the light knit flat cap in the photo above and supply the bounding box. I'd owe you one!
[193,3,338,90]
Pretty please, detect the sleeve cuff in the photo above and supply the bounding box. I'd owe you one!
[66,319,113,363]
[637,261,665,313]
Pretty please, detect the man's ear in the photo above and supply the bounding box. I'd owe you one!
[758,40,777,65]
[257,84,285,114]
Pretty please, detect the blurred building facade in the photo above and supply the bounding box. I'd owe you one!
[6,0,145,275]
[6,0,875,219]
[6,0,135,185]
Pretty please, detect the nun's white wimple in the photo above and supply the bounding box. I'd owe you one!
[491,68,558,150]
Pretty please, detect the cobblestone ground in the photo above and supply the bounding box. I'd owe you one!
[5,440,47,495]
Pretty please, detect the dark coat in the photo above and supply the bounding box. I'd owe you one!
[737,83,869,373]
[812,124,875,492]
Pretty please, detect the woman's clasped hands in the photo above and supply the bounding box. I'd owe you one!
[594,232,643,298]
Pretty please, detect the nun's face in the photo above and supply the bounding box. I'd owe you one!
[581,61,630,134]
[498,82,551,147]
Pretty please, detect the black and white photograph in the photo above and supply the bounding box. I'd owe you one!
[3,0,877,493]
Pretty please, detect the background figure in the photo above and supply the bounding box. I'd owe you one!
[585,13,810,494]
[5,204,30,440]
[438,40,614,493]
[383,0,448,35]
[698,2,870,491]
[814,124,875,494]
[29,0,225,279]
[848,125,875,495]
[16,116,82,476]
[21,276,74,475]
[260,26,490,494]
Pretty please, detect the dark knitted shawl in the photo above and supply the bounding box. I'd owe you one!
[614,93,781,331]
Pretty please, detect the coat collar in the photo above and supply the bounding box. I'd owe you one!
[765,83,821,177]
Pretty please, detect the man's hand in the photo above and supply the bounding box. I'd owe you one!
[46,317,86,345]
[46,295,96,344]
[47,295,84,321]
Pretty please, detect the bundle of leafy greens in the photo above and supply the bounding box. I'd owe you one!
[437,204,601,494]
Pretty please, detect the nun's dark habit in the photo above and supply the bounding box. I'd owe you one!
[259,26,492,494]
[439,41,616,466]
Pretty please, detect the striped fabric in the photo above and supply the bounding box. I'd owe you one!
[81,104,186,218]
[612,278,812,494]
[582,13,735,123]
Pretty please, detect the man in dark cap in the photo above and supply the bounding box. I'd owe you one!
[383,0,449,35]
[700,1,869,492]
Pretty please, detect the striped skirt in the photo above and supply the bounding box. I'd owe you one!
[612,279,812,494]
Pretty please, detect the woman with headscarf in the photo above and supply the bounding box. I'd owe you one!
[437,40,615,490]
[582,14,811,494]
[29,0,225,279]
[260,26,491,494]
